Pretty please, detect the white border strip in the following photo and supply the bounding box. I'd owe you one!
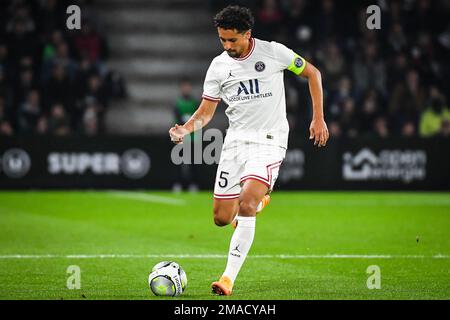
[0,254,448,259]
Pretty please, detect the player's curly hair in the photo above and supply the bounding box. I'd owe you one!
[213,5,255,33]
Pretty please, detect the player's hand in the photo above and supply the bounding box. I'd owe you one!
[169,124,190,144]
[309,118,329,147]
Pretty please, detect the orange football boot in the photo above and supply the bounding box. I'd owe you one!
[211,275,233,296]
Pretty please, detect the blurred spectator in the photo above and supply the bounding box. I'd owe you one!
[42,40,77,82]
[0,120,13,136]
[6,17,39,65]
[172,78,200,192]
[419,87,450,137]
[387,52,409,89]
[320,42,346,91]
[82,104,99,136]
[339,97,359,138]
[440,119,450,137]
[41,29,64,63]
[0,61,14,120]
[17,89,41,134]
[353,42,386,97]
[174,78,198,125]
[48,103,71,136]
[73,56,98,97]
[85,74,108,108]
[315,0,340,43]
[0,43,11,80]
[35,0,66,35]
[104,70,127,100]
[402,120,417,137]
[6,2,36,34]
[358,89,382,136]
[43,63,72,113]
[0,95,13,136]
[80,75,108,131]
[283,0,312,47]
[78,96,103,134]
[328,121,341,138]
[13,67,35,112]
[389,69,425,130]
[328,76,354,114]
[73,22,108,65]
[410,0,438,34]
[373,117,389,138]
[388,22,408,53]
[36,116,48,135]
[255,0,283,39]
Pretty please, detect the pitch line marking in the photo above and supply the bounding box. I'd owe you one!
[108,191,186,206]
[0,254,448,259]
[280,199,450,207]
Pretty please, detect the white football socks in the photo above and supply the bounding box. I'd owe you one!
[232,201,262,224]
[223,216,256,284]
[256,200,263,212]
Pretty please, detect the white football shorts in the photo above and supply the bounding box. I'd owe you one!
[213,141,286,200]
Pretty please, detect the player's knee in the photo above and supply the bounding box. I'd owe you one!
[213,216,229,227]
[213,208,231,227]
[238,200,257,217]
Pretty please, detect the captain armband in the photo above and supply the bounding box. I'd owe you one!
[287,54,307,75]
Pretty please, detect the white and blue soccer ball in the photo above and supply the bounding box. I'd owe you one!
[148,261,187,297]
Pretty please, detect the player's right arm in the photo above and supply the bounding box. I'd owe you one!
[170,58,221,144]
[169,98,219,144]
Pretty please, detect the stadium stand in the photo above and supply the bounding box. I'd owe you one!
[232,0,450,139]
[0,0,126,137]
[1,0,449,138]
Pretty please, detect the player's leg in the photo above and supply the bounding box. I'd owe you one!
[212,141,243,226]
[231,190,271,228]
[212,143,286,295]
[231,144,284,228]
[238,179,269,217]
[211,179,268,295]
[213,197,239,226]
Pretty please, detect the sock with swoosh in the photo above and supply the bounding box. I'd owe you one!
[223,216,256,284]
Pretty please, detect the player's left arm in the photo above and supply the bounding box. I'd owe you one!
[298,61,329,147]
[273,41,329,146]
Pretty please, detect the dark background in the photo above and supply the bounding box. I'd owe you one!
[0,0,449,190]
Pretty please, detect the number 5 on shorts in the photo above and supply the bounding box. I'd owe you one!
[219,171,229,188]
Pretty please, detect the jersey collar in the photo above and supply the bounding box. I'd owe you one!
[233,38,255,61]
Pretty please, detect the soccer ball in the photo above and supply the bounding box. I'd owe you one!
[148,261,187,297]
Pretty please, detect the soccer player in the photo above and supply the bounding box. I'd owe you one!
[169,5,329,295]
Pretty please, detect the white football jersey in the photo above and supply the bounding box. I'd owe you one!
[202,38,306,149]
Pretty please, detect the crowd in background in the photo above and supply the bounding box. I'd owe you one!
[1,0,449,139]
[0,0,125,137]
[211,0,450,138]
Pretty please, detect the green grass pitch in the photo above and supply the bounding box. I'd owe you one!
[0,191,449,300]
